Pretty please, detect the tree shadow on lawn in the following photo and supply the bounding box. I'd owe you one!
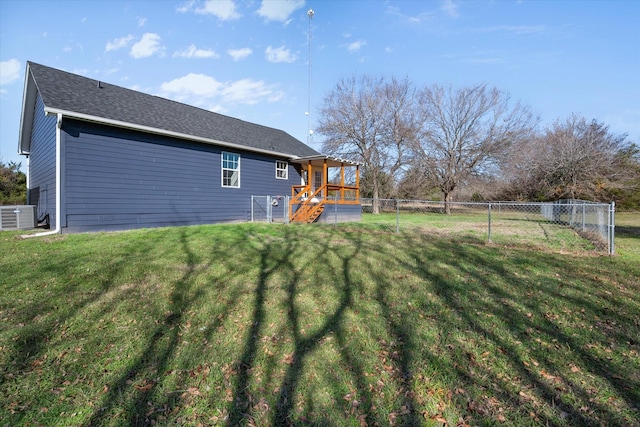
[403,235,639,426]
[226,226,422,426]
[11,223,636,426]
[616,224,640,239]
[84,228,198,425]
[3,237,138,376]
[85,227,254,426]
[1,232,169,426]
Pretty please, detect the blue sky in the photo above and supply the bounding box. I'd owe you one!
[1,0,639,171]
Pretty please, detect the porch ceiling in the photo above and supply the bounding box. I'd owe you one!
[291,155,359,168]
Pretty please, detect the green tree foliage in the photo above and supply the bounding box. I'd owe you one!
[0,161,27,205]
[607,143,640,210]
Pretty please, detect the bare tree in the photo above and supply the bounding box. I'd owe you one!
[414,83,537,213]
[521,115,631,201]
[316,75,419,213]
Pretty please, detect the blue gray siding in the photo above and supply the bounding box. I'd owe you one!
[27,93,57,227]
[61,120,302,232]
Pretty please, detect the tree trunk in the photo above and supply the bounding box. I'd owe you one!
[372,176,380,214]
[444,191,452,215]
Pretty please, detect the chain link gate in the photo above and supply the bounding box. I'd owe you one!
[251,195,290,224]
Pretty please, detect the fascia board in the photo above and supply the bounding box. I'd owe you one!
[18,66,37,155]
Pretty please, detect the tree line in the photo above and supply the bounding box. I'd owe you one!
[317,75,640,212]
[0,161,27,206]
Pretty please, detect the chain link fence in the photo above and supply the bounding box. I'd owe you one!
[250,195,290,223]
[250,196,615,254]
[360,198,615,255]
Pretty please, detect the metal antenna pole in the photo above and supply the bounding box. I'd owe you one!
[307,8,314,145]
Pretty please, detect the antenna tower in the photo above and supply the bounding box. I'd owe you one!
[307,8,314,145]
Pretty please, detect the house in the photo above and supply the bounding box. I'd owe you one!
[17,62,360,233]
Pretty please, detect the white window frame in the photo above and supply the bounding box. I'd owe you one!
[276,160,288,180]
[221,152,240,188]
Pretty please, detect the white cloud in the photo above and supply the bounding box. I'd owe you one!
[173,44,220,59]
[228,47,253,61]
[221,78,283,104]
[179,0,241,20]
[64,42,84,54]
[130,33,163,58]
[159,72,283,107]
[441,0,459,18]
[386,5,433,25]
[257,0,305,23]
[0,59,21,86]
[138,17,147,27]
[106,35,135,52]
[209,104,228,114]
[176,1,195,13]
[161,73,223,98]
[347,40,366,53]
[199,0,240,19]
[265,45,297,63]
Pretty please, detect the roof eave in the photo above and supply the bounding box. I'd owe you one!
[44,107,303,160]
[18,63,37,156]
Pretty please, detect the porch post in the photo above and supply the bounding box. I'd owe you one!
[307,161,312,196]
[355,165,360,201]
[323,159,328,199]
[340,163,345,201]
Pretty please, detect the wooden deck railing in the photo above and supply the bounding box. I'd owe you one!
[289,184,360,223]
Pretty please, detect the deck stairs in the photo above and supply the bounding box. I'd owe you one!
[290,185,326,223]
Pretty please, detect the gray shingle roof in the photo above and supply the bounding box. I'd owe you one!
[26,61,319,158]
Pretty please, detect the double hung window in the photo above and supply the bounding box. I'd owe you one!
[276,161,288,180]
[222,152,240,188]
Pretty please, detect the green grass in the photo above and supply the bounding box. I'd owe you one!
[1,213,639,426]
[362,209,609,254]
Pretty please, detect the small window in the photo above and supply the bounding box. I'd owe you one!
[276,161,288,180]
[222,152,240,188]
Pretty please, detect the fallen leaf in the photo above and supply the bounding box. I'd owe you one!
[282,353,295,365]
[134,380,155,391]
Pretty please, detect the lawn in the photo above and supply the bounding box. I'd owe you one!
[1,213,639,426]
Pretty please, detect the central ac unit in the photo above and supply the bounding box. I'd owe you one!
[0,205,37,230]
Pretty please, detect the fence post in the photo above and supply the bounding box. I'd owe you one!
[487,202,492,243]
[609,201,615,255]
[335,193,338,226]
[284,195,290,225]
[251,196,254,222]
[396,199,400,234]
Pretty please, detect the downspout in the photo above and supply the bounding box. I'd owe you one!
[23,113,62,238]
[25,155,30,204]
